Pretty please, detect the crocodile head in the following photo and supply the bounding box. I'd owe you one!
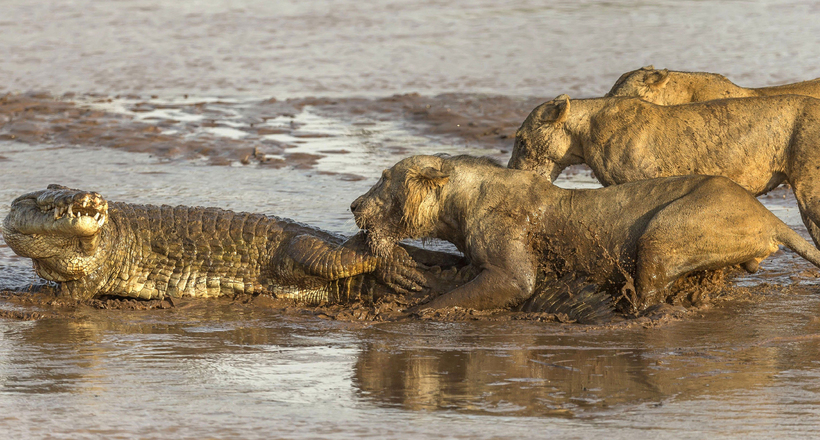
[2,184,111,283]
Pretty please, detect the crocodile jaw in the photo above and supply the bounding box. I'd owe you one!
[2,185,110,282]
[5,185,108,237]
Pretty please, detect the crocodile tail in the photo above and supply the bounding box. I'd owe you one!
[517,274,614,324]
[275,275,375,305]
[287,234,378,280]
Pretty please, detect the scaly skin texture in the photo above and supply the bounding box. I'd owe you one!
[509,94,820,248]
[352,155,820,314]
[2,185,432,302]
[605,65,820,105]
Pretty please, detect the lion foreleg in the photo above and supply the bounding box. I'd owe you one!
[790,158,820,248]
[793,190,820,248]
[422,265,535,310]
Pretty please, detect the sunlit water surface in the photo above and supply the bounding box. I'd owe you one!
[3,0,820,438]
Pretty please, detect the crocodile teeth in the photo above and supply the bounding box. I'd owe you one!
[68,205,73,217]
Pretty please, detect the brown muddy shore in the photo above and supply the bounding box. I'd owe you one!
[0,265,765,328]
[0,91,546,167]
[0,284,721,329]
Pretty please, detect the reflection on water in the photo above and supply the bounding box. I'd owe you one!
[353,300,820,417]
[1,290,820,438]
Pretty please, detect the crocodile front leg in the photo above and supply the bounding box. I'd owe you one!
[286,232,426,294]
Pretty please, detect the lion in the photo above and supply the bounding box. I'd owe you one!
[508,93,820,247]
[351,154,820,313]
[606,65,820,105]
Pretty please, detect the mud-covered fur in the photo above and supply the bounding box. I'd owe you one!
[509,93,820,248]
[352,155,820,312]
[606,65,820,105]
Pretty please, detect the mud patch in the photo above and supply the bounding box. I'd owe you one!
[0,272,742,327]
[666,268,734,307]
[0,289,615,325]
[0,92,545,169]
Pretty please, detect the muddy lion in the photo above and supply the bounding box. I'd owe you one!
[508,93,820,247]
[606,65,820,105]
[350,155,820,313]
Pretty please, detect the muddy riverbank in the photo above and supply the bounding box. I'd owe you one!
[0,91,544,167]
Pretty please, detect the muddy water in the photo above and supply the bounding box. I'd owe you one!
[4,0,820,438]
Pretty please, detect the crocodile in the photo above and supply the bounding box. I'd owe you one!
[1,184,458,303]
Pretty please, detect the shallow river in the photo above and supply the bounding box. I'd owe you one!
[3,0,820,438]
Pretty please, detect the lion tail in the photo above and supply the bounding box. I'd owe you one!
[776,224,820,268]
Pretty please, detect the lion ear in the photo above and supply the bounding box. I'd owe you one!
[545,94,571,123]
[409,166,450,191]
[402,163,451,233]
[640,65,654,71]
[645,68,670,89]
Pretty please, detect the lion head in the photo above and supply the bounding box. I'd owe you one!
[605,65,671,103]
[351,155,453,257]
[508,94,579,181]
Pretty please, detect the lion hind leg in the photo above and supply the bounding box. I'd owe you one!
[788,165,820,248]
[634,193,779,310]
